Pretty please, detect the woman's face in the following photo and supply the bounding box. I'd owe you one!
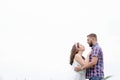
[78,44,85,51]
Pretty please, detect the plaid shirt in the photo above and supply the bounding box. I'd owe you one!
[86,43,104,79]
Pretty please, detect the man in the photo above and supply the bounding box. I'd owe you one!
[75,33,104,80]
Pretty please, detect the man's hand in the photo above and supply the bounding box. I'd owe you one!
[74,65,82,72]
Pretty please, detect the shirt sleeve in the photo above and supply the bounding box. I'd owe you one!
[91,47,99,57]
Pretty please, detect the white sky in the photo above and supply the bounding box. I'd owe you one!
[0,0,120,80]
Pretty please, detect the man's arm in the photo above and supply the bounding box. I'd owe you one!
[74,56,98,72]
[82,47,99,70]
[82,56,98,69]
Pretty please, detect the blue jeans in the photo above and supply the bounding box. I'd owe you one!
[89,76,103,80]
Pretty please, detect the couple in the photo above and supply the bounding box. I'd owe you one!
[69,33,104,80]
[51,33,104,80]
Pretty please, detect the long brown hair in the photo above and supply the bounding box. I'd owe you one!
[70,43,79,65]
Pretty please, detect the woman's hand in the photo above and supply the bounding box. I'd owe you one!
[74,65,82,72]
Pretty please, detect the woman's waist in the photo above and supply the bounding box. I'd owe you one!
[71,67,86,74]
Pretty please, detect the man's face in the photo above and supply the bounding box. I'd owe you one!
[87,37,93,47]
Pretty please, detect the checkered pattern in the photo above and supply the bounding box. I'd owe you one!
[86,43,104,79]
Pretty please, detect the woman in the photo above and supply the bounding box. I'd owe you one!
[69,42,86,80]
[50,42,86,80]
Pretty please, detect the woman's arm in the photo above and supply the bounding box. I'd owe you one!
[85,54,89,63]
[85,50,91,63]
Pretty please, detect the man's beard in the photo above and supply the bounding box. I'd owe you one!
[89,42,93,47]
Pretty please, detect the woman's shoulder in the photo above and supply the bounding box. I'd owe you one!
[75,54,80,59]
[75,54,85,61]
[75,54,83,61]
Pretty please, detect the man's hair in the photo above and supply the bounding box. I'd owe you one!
[87,33,97,40]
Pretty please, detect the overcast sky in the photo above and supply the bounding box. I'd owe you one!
[0,0,120,80]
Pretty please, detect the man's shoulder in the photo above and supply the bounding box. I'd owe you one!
[93,44,101,50]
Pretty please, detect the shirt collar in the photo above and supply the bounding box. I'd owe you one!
[92,43,98,49]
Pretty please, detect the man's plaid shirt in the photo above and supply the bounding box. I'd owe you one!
[86,43,104,79]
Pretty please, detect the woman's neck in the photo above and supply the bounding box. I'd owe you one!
[77,51,83,56]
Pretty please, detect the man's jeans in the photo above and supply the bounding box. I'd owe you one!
[89,76,103,80]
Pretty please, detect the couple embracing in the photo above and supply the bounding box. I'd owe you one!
[51,33,104,80]
[69,33,104,80]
